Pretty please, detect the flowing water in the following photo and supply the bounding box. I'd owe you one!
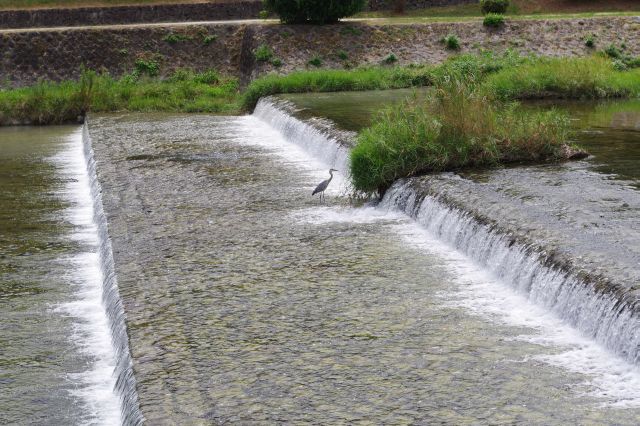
[83,105,640,423]
[4,90,640,424]
[0,127,122,424]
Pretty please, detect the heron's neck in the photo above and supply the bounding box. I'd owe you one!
[328,170,334,181]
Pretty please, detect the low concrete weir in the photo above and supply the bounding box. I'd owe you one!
[82,124,144,426]
[253,96,640,367]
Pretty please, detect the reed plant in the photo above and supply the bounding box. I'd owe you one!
[350,78,571,193]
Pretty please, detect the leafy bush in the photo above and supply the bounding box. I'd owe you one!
[480,0,509,14]
[263,0,367,24]
[442,34,461,50]
[270,57,283,67]
[604,43,623,59]
[483,13,505,27]
[337,50,349,60]
[254,44,274,62]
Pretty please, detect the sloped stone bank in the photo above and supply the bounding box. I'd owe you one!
[1,17,638,87]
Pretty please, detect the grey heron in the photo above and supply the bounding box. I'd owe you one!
[312,169,338,202]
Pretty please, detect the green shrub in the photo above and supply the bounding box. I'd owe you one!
[259,10,269,19]
[134,59,160,77]
[254,44,274,62]
[442,34,461,50]
[337,50,349,60]
[270,57,283,67]
[383,53,398,64]
[483,13,505,27]
[479,0,509,14]
[584,34,596,48]
[308,56,323,67]
[263,0,367,24]
[350,79,570,193]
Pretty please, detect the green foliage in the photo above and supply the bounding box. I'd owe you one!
[134,59,160,77]
[483,13,505,27]
[0,68,240,125]
[584,34,596,48]
[383,53,398,64]
[118,48,129,56]
[604,43,623,59]
[442,34,461,50]
[263,0,367,24]
[350,79,570,193]
[241,65,433,111]
[483,56,640,100]
[479,0,509,15]
[270,57,283,67]
[308,56,323,67]
[202,34,217,45]
[162,32,192,44]
[254,44,274,62]
[259,10,269,19]
[336,50,349,60]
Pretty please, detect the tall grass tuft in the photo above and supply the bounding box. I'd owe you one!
[350,78,571,194]
[482,56,640,100]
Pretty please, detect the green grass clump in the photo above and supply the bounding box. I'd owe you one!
[584,34,596,48]
[308,56,323,67]
[442,34,461,50]
[134,59,160,77]
[241,65,433,111]
[0,68,240,125]
[162,33,192,44]
[254,44,274,62]
[202,34,217,45]
[350,79,570,193]
[483,13,505,27]
[383,53,398,64]
[483,56,640,100]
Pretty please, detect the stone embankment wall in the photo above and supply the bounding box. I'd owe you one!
[367,0,476,11]
[1,17,638,87]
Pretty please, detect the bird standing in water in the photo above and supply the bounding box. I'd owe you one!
[312,169,338,203]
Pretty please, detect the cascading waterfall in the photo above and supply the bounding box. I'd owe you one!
[82,124,144,426]
[253,97,351,173]
[253,96,640,367]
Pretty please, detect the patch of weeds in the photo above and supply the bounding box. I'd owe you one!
[340,26,363,36]
[163,33,192,44]
[383,53,398,64]
[483,13,505,28]
[118,48,129,56]
[281,29,293,38]
[441,34,460,50]
[308,56,323,67]
[270,57,283,67]
[336,50,349,61]
[259,10,269,19]
[254,44,274,62]
[202,35,217,45]
[604,43,623,59]
[134,59,160,77]
[584,34,596,48]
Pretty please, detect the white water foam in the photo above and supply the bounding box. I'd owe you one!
[252,98,640,407]
[51,129,122,425]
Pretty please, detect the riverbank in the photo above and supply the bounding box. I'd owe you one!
[1,16,639,88]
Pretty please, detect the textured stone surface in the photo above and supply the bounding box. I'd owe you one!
[1,17,639,87]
